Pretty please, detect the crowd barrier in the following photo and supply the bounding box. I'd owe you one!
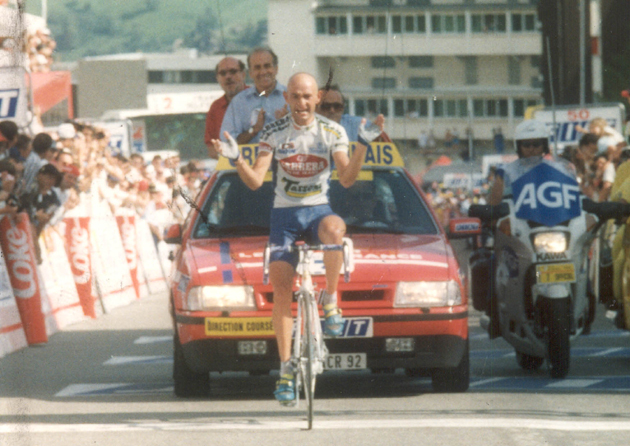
[0,199,170,358]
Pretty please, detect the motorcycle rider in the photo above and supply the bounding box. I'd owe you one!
[489,119,576,206]
[480,119,577,335]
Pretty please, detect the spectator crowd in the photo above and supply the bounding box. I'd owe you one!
[0,119,205,263]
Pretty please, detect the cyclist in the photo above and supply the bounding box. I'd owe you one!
[210,72,380,404]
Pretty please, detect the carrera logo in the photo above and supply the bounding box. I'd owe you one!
[536,252,568,262]
[6,227,36,299]
[70,226,91,284]
[279,154,328,178]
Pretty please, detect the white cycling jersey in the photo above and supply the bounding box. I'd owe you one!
[259,114,349,208]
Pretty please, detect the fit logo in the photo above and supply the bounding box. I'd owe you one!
[70,226,91,284]
[6,227,36,299]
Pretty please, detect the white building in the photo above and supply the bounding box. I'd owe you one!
[269,0,543,148]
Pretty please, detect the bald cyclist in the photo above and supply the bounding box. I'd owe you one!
[211,72,381,404]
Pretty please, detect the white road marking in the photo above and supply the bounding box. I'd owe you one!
[103,355,172,365]
[2,418,630,433]
[546,379,603,388]
[134,336,172,344]
[591,347,624,357]
[469,377,504,387]
[55,384,131,397]
[55,383,173,397]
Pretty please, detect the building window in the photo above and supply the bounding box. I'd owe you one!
[409,77,434,89]
[372,77,397,89]
[432,14,465,34]
[394,98,428,118]
[355,99,389,117]
[148,71,163,83]
[531,55,540,68]
[353,16,363,34]
[512,13,537,32]
[392,15,402,33]
[195,71,216,83]
[395,14,426,33]
[316,16,347,35]
[508,57,521,85]
[472,14,506,33]
[433,99,468,118]
[372,56,396,69]
[513,99,539,117]
[409,56,433,68]
[473,99,510,117]
[353,15,387,34]
[181,71,193,83]
[434,99,444,117]
[458,99,468,118]
[531,75,543,89]
[163,71,180,83]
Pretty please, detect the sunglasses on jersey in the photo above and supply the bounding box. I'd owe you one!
[320,102,344,112]
[218,68,241,77]
[520,140,544,149]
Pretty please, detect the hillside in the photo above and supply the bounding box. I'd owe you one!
[26,0,268,61]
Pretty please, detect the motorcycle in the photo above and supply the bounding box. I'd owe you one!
[467,163,630,378]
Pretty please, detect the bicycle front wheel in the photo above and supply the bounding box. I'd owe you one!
[301,292,316,429]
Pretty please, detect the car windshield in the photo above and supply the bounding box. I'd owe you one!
[193,169,439,238]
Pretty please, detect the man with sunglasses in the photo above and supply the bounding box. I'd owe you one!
[220,47,288,146]
[316,85,387,142]
[489,119,575,205]
[205,57,248,158]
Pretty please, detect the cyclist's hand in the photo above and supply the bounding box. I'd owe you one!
[358,118,382,146]
[212,132,240,161]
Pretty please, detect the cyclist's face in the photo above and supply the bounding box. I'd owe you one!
[284,74,321,126]
[248,51,278,93]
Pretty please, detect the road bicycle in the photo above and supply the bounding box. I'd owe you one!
[263,240,351,429]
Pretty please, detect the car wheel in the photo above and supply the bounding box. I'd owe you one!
[173,333,210,397]
[431,339,470,393]
[515,351,544,371]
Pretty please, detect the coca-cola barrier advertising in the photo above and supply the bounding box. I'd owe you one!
[64,217,96,318]
[0,214,48,344]
[116,215,140,299]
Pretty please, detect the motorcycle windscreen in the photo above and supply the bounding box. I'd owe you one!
[512,163,581,226]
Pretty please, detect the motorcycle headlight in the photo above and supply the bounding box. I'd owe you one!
[394,281,462,308]
[532,232,568,254]
[186,286,255,311]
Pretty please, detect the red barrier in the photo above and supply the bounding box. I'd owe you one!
[116,214,141,299]
[0,214,48,345]
[64,217,97,318]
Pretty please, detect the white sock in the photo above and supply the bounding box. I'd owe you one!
[320,290,337,306]
[280,360,293,376]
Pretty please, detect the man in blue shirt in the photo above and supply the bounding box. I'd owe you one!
[316,85,386,142]
[220,47,288,145]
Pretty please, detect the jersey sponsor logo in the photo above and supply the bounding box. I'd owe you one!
[277,142,296,155]
[512,163,581,226]
[279,154,328,178]
[281,178,323,198]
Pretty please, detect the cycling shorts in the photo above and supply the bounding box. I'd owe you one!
[269,204,337,268]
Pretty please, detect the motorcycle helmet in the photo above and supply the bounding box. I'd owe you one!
[514,119,550,158]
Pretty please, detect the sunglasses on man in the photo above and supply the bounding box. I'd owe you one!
[520,140,544,149]
[218,68,241,77]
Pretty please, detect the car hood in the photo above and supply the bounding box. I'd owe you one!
[185,233,457,286]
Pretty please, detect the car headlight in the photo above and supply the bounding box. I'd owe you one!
[186,286,255,311]
[394,281,462,308]
[532,232,568,254]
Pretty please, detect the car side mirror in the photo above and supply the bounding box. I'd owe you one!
[164,224,183,244]
[447,217,482,239]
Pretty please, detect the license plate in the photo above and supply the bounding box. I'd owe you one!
[536,263,576,283]
[323,353,367,370]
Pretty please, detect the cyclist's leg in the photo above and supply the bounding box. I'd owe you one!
[270,261,295,364]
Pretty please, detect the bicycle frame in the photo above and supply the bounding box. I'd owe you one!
[262,240,351,429]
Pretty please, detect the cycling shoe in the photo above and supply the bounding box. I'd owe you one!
[274,373,296,405]
[323,303,344,337]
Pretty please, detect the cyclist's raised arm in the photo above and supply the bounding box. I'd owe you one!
[335,144,367,188]
[235,149,273,191]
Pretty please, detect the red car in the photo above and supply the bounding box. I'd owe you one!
[166,143,470,396]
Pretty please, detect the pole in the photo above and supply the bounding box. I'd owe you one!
[579,0,585,105]
[42,0,47,26]
[546,37,558,159]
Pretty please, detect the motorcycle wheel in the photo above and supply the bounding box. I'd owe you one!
[515,351,544,371]
[544,297,571,379]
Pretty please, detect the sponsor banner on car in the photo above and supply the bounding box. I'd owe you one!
[205,317,275,336]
